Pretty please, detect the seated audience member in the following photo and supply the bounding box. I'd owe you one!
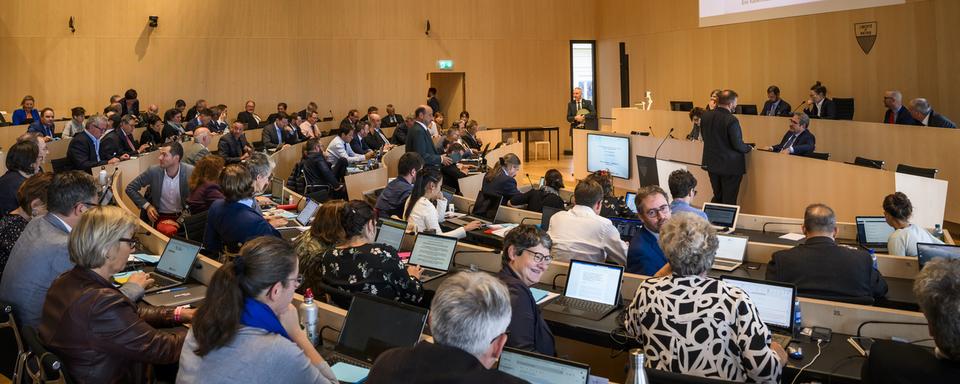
[0,172,148,328]
[909,98,957,129]
[218,121,254,164]
[186,155,226,214]
[359,106,378,123]
[376,152,423,218]
[767,204,888,302]
[366,272,526,384]
[439,127,461,153]
[299,110,321,139]
[125,142,194,237]
[761,85,792,117]
[164,108,188,137]
[12,95,40,125]
[177,237,336,384]
[325,125,374,165]
[314,200,424,306]
[391,113,414,145]
[404,168,481,239]
[264,112,298,152]
[686,107,705,141]
[20,132,49,166]
[41,206,193,383]
[762,112,816,155]
[706,89,721,111]
[440,143,470,194]
[120,88,140,116]
[203,163,281,258]
[803,81,837,119]
[208,104,229,133]
[68,114,121,171]
[339,109,360,132]
[27,107,56,141]
[0,139,40,214]
[883,192,944,256]
[511,169,566,212]
[185,127,213,165]
[406,106,450,167]
[102,114,149,159]
[479,153,522,208]
[0,173,51,279]
[140,113,168,150]
[365,113,395,152]
[626,186,673,276]
[382,104,403,128]
[429,111,445,137]
[186,99,207,121]
[237,100,263,130]
[62,106,86,139]
[350,121,374,155]
[547,179,627,265]
[174,99,187,115]
[300,138,347,200]
[667,169,707,219]
[266,102,288,124]
[862,258,960,383]
[624,214,786,382]
[298,101,319,121]
[461,120,483,150]
[883,90,920,125]
[498,225,556,356]
[295,201,344,283]
[585,170,631,218]
[185,108,213,133]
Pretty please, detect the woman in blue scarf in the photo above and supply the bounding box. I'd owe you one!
[177,236,337,383]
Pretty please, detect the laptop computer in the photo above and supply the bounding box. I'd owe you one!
[625,192,637,214]
[917,243,960,269]
[856,216,894,252]
[543,260,624,321]
[721,276,796,347]
[498,347,590,384]
[144,284,207,307]
[268,177,286,204]
[448,193,503,226]
[608,217,644,241]
[703,203,740,234]
[711,234,749,271]
[324,294,428,369]
[540,206,563,231]
[145,237,202,293]
[375,218,408,250]
[407,233,459,282]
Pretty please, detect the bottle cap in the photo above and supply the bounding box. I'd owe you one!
[304,288,314,300]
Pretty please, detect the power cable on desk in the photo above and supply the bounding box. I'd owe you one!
[790,339,823,384]
[319,325,341,344]
[826,354,865,384]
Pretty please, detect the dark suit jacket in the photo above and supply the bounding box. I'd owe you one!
[236,111,262,130]
[121,99,140,117]
[627,227,667,275]
[498,264,556,356]
[382,113,403,128]
[884,106,920,125]
[217,134,250,164]
[302,153,343,190]
[184,118,205,132]
[67,132,109,171]
[771,129,816,155]
[566,99,597,130]
[766,236,888,301]
[185,106,200,121]
[761,99,792,116]
[405,122,442,166]
[700,108,752,175]
[100,129,139,159]
[427,97,441,115]
[350,135,372,155]
[926,111,957,128]
[481,172,521,203]
[366,128,389,151]
[511,188,565,213]
[391,123,409,145]
[208,120,228,134]
[0,171,27,214]
[366,342,526,384]
[861,340,960,384]
[162,123,182,142]
[139,128,164,150]
[461,133,481,150]
[262,123,298,151]
[27,122,55,138]
[203,199,280,257]
[804,98,837,119]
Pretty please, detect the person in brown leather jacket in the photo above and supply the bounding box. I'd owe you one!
[39,206,194,383]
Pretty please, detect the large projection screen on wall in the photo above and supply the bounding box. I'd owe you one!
[699,0,905,27]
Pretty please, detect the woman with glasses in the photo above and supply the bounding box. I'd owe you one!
[496,224,557,356]
[39,206,194,383]
[178,236,336,384]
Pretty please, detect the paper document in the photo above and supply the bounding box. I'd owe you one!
[130,254,161,263]
[330,363,369,383]
[779,233,805,241]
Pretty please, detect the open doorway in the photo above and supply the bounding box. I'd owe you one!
[428,72,466,124]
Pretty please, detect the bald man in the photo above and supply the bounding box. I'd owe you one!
[185,127,213,165]
[883,91,920,125]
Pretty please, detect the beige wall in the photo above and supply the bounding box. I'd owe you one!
[596,0,960,123]
[0,0,595,144]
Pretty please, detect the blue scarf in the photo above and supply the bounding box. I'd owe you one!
[240,297,290,340]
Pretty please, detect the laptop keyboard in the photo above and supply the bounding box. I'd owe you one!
[420,269,443,280]
[552,297,612,313]
[149,273,178,288]
[714,260,740,268]
[326,354,372,369]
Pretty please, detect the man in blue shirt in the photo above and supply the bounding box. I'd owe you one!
[626,185,672,276]
[667,169,708,220]
[376,152,423,218]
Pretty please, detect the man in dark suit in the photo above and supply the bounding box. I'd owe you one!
[461,120,482,150]
[427,87,441,117]
[339,109,360,132]
[262,112,298,152]
[296,102,318,120]
[236,100,262,130]
[27,107,56,142]
[365,114,395,152]
[762,112,816,156]
[883,90,920,125]
[760,85,792,117]
[185,99,206,121]
[382,104,403,128]
[392,114,414,145]
[767,204,888,303]
[301,138,346,200]
[207,105,229,133]
[803,82,837,119]
[185,108,213,132]
[909,98,957,129]
[100,114,145,159]
[350,122,374,155]
[218,121,253,164]
[566,87,597,131]
[266,102,288,124]
[406,105,451,167]
[700,89,752,205]
[68,115,121,171]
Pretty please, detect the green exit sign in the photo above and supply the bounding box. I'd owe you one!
[437,60,454,70]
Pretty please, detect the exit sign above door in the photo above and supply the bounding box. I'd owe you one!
[437,60,454,70]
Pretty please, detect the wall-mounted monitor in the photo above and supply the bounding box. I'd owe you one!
[587,133,631,179]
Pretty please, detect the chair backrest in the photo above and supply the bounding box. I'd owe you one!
[182,210,209,242]
[0,301,23,381]
[51,158,72,173]
[801,152,830,160]
[735,104,758,115]
[800,292,875,306]
[834,98,855,120]
[646,367,737,383]
[853,156,885,169]
[20,326,68,383]
[312,280,356,310]
[669,101,694,112]
[896,163,938,179]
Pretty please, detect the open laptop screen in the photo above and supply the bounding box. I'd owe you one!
[473,193,504,222]
[155,238,201,280]
[270,177,284,200]
[856,216,895,245]
[498,347,590,384]
[721,276,795,332]
[376,219,406,250]
[918,243,960,269]
[715,234,748,262]
[408,234,458,271]
[295,199,320,226]
[338,294,428,361]
[703,203,739,229]
[563,260,623,306]
[609,217,643,240]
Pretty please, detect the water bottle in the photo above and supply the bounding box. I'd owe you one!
[98,166,109,187]
[793,299,803,337]
[298,288,319,346]
[624,348,648,384]
[868,248,878,270]
[934,224,944,242]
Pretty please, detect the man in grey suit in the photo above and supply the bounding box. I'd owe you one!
[184,127,212,165]
[125,141,195,237]
[405,105,451,167]
[0,171,150,327]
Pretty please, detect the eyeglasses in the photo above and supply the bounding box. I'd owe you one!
[287,274,304,287]
[522,249,552,264]
[118,237,142,250]
[643,204,671,219]
[80,201,101,209]
[490,330,511,344]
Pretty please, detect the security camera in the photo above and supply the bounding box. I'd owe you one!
[148,16,158,28]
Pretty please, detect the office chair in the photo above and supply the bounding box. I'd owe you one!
[801,152,830,160]
[669,101,694,112]
[896,164,938,179]
[19,326,71,384]
[853,156,885,169]
[51,158,72,173]
[834,98,855,120]
[0,301,23,382]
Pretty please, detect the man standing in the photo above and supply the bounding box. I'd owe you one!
[218,121,253,164]
[762,112,816,155]
[125,141,194,237]
[908,98,956,128]
[405,105,451,167]
[701,89,752,205]
[427,87,441,117]
[760,85,792,117]
[68,115,121,171]
[566,87,596,131]
[883,91,919,125]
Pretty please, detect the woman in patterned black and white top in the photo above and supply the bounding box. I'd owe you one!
[623,213,787,383]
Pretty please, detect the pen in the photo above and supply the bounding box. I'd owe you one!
[157,287,188,294]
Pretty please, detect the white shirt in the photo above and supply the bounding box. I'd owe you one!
[51,214,73,232]
[299,121,317,138]
[922,113,931,126]
[405,196,466,239]
[888,224,943,257]
[547,205,627,265]
[157,166,182,214]
[325,135,364,165]
[815,99,825,117]
[427,121,440,137]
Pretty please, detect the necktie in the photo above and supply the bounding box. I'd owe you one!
[783,134,797,152]
[124,133,135,151]
[577,101,581,111]
[887,110,895,124]
[768,102,777,116]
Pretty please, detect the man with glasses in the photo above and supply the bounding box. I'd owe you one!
[547,179,627,265]
[627,185,673,276]
[0,171,150,327]
[497,225,557,356]
[67,114,122,171]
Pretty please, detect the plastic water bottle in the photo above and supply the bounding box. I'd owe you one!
[298,288,319,346]
[793,299,803,337]
[98,166,108,187]
[624,349,648,384]
[934,224,945,242]
[868,248,878,270]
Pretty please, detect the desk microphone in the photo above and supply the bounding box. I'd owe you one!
[653,128,674,159]
[793,100,809,113]
[525,173,535,188]
[647,126,654,136]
